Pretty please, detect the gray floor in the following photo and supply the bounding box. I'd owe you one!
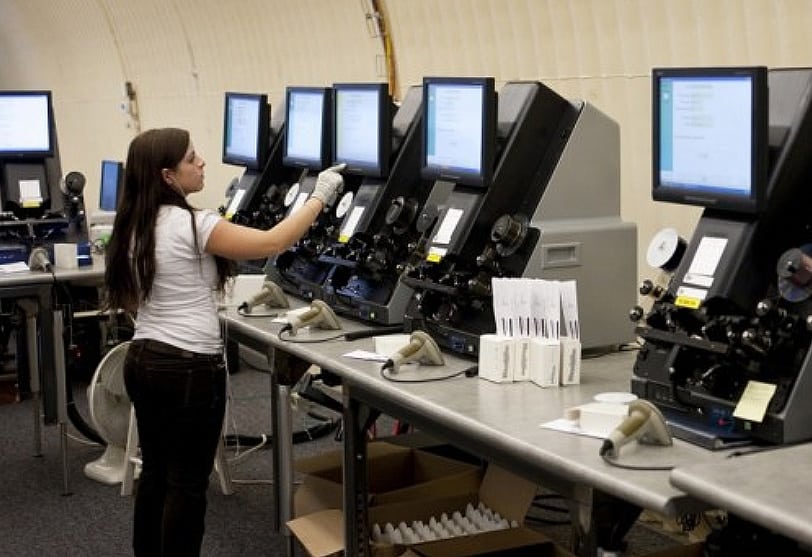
[0,349,693,556]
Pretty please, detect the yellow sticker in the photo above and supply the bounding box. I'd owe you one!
[22,200,41,208]
[674,295,701,309]
[426,253,442,263]
[338,235,349,244]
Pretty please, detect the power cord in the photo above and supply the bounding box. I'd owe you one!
[236,306,279,318]
[379,367,467,383]
[277,327,346,343]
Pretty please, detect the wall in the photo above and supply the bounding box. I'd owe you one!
[2,0,812,287]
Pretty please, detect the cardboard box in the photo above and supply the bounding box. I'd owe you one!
[640,543,704,557]
[401,528,574,556]
[288,464,571,557]
[294,441,483,517]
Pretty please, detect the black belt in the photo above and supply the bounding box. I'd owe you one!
[135,338,223,361]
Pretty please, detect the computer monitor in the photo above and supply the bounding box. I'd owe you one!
[652,66,769,214]
[99,160,123,212]
[0,90,55,158]
[283,86,332,170]
[421,77,497,188]
[222,92,270,170]
[332,83,391,178]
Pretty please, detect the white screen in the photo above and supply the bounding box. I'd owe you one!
[335,89,380,166]
[425,83,483,173]
[286,90,325,162]
[224,96,261,161]
[661,77,752,194]
[0,94,51,153]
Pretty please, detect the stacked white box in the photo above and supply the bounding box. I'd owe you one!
[559,337,582,385]
[528,338,560,388]
[478,334,516,383]
[513,338,531,382]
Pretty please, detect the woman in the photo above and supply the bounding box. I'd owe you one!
[103,127,343,556]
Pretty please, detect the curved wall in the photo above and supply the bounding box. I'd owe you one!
[2,0,812,286]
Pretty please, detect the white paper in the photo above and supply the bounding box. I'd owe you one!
[0,262,30,273]
[343,349,390,362]
[20,179,42,203]
[433,208,463,245]
[225,188,246,217]
[544,280,561,340]
[687,236,728,276]
[340,206,365,241]
[491,278,510,336]
[559,280,580,340]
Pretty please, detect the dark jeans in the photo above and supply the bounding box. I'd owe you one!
[123,339,226,557]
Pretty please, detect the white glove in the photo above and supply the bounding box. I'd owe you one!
[311,163,346,206]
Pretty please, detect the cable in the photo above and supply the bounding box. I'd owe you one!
[277,327,345,343]
[228,434,269,465]
[222,420,339,448]
[379,367,466,383]
[343,324,404,340]
[236,306,279,318]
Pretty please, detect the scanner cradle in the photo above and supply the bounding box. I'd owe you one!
[383,330,445,374]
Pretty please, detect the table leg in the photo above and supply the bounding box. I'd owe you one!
[268,348,310,557]
[16,298,41,456]
[53,309,72,496]
[569,484,641,556]
[26,309,42,456]
[342,386,383,557]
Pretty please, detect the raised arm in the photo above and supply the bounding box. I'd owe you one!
[204,163,345,260]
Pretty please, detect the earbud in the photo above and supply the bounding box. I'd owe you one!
[284,300,341,336]
[239,280,290,313]
[600,399,672,458]
[382,330,444,373]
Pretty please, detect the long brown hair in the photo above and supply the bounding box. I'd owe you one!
[103,128,234,312]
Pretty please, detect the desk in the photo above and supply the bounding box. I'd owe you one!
[0,262,105,493]
[671,442,812,548]
[219,305,396,554]
[0,270,56,460]
[220,308,728,556]
[323,347,729,556]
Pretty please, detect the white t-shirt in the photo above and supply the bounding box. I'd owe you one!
[132,205,223,354]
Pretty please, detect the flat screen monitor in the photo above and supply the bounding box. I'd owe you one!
[283,86,332,171]
[421,77,496,188]
[0,90,55,158]
[332,83,391,178]
[652,66,769,214]
[222,92,270,170]
[99,160,123,211]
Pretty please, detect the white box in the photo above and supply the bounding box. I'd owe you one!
[559,336,582,385]
[373,334,411,357]
[576,401,629,437]
[478,334,515,383]
[513,337,531,382]
[528,338,560,388]
[54,243,78,269]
